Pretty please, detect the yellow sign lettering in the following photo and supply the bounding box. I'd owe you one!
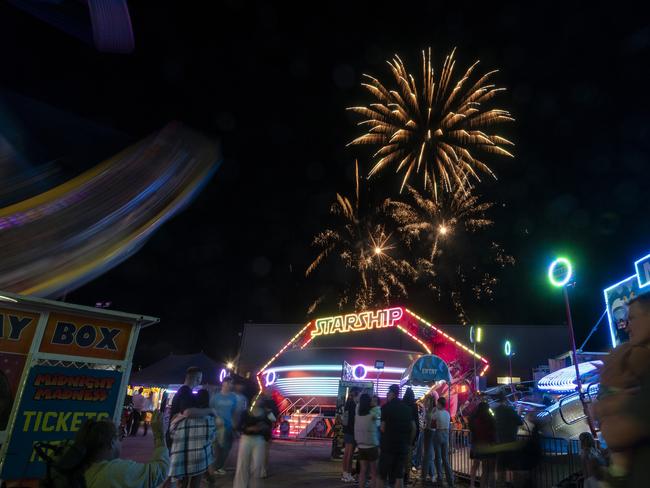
[42,412,57,432]
[21,411,111,432]
[311,307,403,337]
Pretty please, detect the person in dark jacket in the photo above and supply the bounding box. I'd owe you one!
[378,384,415,488]
[402,388,419,485]
[469,401,496,487]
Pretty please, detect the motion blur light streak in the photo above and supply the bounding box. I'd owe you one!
[348,48,514,197]
[0,123,219,298]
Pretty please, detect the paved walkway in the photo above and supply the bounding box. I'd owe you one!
[121,428,467,487]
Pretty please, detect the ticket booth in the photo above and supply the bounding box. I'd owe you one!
[0,291,158,486]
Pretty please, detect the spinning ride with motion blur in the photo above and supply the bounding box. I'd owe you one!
[0,122,219,299]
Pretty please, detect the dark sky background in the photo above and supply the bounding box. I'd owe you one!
[1,2,648,367]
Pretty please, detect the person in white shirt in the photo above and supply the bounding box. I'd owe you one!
[130,388,146,436]
[83,411,169,488]
[354,393,380,488]
[432,397,454,487]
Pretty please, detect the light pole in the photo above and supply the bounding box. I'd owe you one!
[548,257,598,437]
[504,340,514,392]
[470,326,483,391]
[374,360,385,395]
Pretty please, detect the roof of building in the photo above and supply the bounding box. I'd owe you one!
[130,351,223,386]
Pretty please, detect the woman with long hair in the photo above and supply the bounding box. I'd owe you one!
[354,393,380,488]
[402,388,419,485]
[469,401,496,487]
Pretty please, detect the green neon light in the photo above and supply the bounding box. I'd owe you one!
[548,257,573,287]
[504,340,511,356]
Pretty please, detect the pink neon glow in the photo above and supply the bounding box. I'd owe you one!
[300,335,315,349]
[480,364,490,377]
[258,308,491,385]
[396,325,432,354]
[352,364,368,380]
[404,308,488,365]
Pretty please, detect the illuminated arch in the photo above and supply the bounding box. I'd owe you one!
[256,306,490,391]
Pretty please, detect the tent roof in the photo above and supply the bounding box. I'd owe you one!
[130,352,224,386]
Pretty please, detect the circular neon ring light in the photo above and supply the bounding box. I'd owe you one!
[548,257,573,287]
[352,364,368,380]
[265,370,277,387]
[504,340,512,356]
[219,368,227,383]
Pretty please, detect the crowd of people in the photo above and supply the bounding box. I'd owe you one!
[339,383,455,488]
[45,366,279,488]
[42,293,650,488]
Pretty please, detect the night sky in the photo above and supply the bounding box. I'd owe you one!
[1,2,648,367]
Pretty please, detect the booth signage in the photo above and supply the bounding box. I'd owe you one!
[400,354,451,386]
[39,313,133,360]
[603,251,650,347]
[0,365,123,479]
[0,308,41,355]
[311,307,403,337]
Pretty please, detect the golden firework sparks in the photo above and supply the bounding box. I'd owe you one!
[306,162,416,313]
[384,185,514,324]
[348,48,514,198]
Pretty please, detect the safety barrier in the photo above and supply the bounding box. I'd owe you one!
[449,429,582,487]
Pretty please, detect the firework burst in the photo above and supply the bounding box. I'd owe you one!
[385,185,514,323]
[348,48,514,197]
[306,163,416,313]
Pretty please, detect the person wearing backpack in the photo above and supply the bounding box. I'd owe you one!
[82,411,169,488]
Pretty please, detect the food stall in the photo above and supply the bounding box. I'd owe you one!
[0,291,158,486]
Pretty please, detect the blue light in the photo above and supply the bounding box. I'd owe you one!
[504,340,511,356]
[264,370,276,387]
[634,253,650,289]
[603,274,637,348]
[603,251,650,348]
[352,364,368,380]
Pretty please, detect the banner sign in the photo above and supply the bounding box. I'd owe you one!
[39,313,133,361]
[604,276,638,346]
[0,365,123,480]
[0,308,41,355]
[603,251,650,347]
[400,354,451,387]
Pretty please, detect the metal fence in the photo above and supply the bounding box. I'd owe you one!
[449,429,582,487]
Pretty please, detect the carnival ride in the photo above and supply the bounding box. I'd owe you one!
[258,306,488,438]
[0,122,219,298]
